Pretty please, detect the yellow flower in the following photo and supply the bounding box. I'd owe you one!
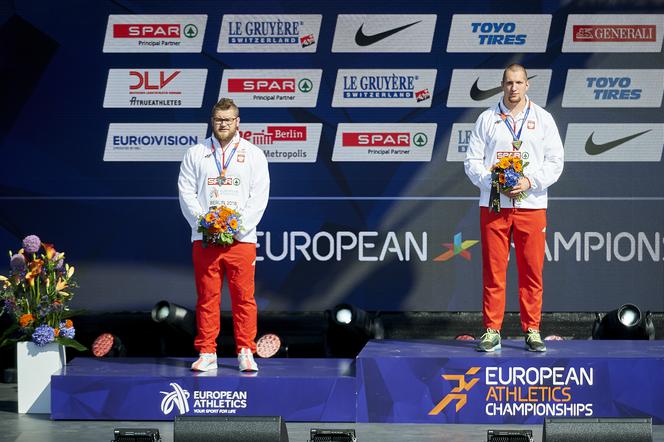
[56,278,68,291]
[42,243,57,260]
[514,162,523,173]
[498,157,511,169]
[66,265,75,278]
[229,219,238,230]
[204,212,217,223]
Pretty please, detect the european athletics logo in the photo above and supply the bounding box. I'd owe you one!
[160,382,191,415]
[433,233,479,261]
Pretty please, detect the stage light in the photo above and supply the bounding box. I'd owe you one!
[113,428,160,442]
[326,304,384,357]
[455,334,476,341]
[151,300,197,338]
[256,333,288,358]
[592,303,655,340]
[92,333,126,357]
[309,429,356,442]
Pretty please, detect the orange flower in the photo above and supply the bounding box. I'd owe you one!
[19,313,34,327]
[25,259,44,286]
[499,173,506,184]
[42,243,57,260]
[64,319,73,328]
[513,161,523,173]
[498,157,511,169]
[54,328,60,337]
[229,219,238,230]
[204,212,217,223]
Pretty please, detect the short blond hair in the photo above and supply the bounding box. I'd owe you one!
[502,64,528,83]
[211,98,239,118]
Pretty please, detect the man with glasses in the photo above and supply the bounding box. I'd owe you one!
[178,98,270,372]
[464,64,564,353]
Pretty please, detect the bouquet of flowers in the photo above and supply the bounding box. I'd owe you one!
[197,206,242,246]
[489,155,529,213]
[0,235,85,350]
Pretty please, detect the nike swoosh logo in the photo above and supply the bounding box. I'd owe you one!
[585,130,652,155]
[354,20,422,46]
[469,75,537,101]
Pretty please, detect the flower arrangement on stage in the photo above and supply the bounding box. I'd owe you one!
[197,206,242,246]
[490,155,529,213]
[0,235,85,350]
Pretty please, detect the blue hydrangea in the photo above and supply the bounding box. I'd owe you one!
[22,235,41,254]
[59,326,76,339]
[31,324,55,346]
[504,169,520,188]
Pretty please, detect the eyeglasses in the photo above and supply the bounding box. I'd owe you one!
[212,117,238,125]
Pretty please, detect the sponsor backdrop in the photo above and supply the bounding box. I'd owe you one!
[1,1,663,313]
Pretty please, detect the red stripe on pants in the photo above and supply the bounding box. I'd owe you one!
[192,240,257,354]
[480,207,546,332]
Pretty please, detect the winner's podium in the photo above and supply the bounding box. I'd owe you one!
[356,339,664,424]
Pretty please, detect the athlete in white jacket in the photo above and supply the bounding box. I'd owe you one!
[178,98,269,372]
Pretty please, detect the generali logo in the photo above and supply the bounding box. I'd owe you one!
[220,69,321,107]
[240,123,322,163]
[103,15,207,53]
[332,124,436,162]
[563,15,664,52]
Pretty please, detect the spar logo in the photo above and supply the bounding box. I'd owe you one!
[160,382,191,415]
[573,25,656,42]
[104,15,207,53]
[332,124,437,162]
[113,23,198,38]
[220,70,321,107]
[218,15,321,52]
[433,233,479,262]
[429,367,481,415]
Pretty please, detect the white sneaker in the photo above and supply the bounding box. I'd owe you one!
[191,353,217,372]
[238,348,258,372]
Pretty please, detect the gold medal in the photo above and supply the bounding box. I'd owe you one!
[512,140,522,150]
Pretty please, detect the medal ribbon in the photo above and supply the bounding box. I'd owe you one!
[500,100,531,150]
[211,137,239,179]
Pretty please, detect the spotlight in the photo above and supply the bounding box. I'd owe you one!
[256,333,288,358]
[92,333,126,358]
[455,334,476,341]
[544,334,564,341]
[326,304,384,357]
[151,300,197,338]
[309,429,356,442]
[592,303,655,340]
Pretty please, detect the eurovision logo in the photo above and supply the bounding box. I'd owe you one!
[562,69,664,108]
[331,14,437,52]
[332,69,436,108]
[218,15,321,52]
[446,15,551,53]
[562,14,664,52]
[103,15,207,53]
[447,69,551,107]
[103,69,207,108]
[563,123,664,162]
[239,123,322,163]
[220,69,321,107]
[104,123,207,162]
[332,124,437,162]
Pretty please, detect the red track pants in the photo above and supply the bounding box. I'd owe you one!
[192,240,257,354]
[480,207,547,333]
